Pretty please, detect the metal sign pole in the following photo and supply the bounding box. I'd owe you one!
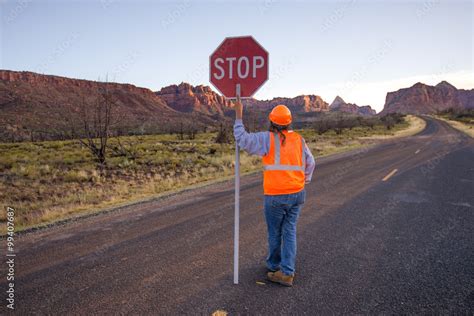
[234,83,241,285]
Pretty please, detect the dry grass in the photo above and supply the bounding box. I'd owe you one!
[435,115,474,138]
[0,117,418,234]
[360,115,425,139]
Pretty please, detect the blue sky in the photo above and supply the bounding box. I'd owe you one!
[1,0,472,112]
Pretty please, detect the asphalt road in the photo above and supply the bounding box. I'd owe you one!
[2,117,473,314]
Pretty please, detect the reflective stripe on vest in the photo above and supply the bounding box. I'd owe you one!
[263,132,305,171]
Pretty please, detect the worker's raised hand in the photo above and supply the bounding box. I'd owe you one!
[231,99,243,120]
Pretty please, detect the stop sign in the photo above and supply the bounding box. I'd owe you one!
[209,36,269,99]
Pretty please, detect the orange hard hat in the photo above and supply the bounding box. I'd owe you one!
[269,104,292,126]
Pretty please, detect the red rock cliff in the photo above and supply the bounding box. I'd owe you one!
[243,95,329,113]
[329,96,376,116]
[156,82,232,115]
[381,81,474,114]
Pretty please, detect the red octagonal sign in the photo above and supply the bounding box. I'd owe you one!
[210,36,269,99]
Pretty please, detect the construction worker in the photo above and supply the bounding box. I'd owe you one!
[232,101,315,287]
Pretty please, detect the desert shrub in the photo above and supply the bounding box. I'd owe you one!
[381,115,395,130]
[342,117,358,130]
[313,114,402,134]
[314,119,330,135]
[439,108,474,124]
[64,170,89,182]
[362,117,378,129]
[11,164,40,179]
[215,123,232,144]
[38,164,52,176]
[333,118,345,135]
[380,113,403,130]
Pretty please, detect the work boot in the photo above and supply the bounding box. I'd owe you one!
[267,270,294,287]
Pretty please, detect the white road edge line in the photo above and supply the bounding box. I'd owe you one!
[382,169,398,181]
[415,149,421,154]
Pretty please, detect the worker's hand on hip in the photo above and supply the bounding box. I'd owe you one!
[232,99,243,120]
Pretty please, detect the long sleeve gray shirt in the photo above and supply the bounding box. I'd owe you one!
[233,119,316,183]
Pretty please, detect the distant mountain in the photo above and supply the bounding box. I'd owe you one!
[243,95,329,113]
[0,70,216,141]
[155,82,232,116]
[4,69,471,142]
[329,96,376,116]
[381,81,474,115]
[156,83,330,115]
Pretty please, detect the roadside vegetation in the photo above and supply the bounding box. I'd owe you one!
[0,114,420,234]
[436,109,474,138]
[309,113,405,135]
[360,115,426,139]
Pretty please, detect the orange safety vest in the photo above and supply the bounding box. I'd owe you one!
[262,130,306,195]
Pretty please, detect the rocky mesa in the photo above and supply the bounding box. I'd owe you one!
[155,82,232,116]
[243,94,329,113]
[4,69,471,142]
[329,96,376,116]
[381,81,474,114]
[156,83,330,116]
[0,70,216,141]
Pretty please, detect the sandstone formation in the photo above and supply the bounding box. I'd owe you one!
[3,69,471,142]
[329,96,376,116]
[243,95,329,113]
[0,70,216,141]
[155,82,232,116]
[381,81,474,114]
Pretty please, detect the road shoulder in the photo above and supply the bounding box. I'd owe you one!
[433,115,474,138]
[360,115,426,140]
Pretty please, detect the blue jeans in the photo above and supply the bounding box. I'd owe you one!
[264,189,305,276]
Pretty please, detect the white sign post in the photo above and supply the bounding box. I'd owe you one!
[234,84,241,285]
